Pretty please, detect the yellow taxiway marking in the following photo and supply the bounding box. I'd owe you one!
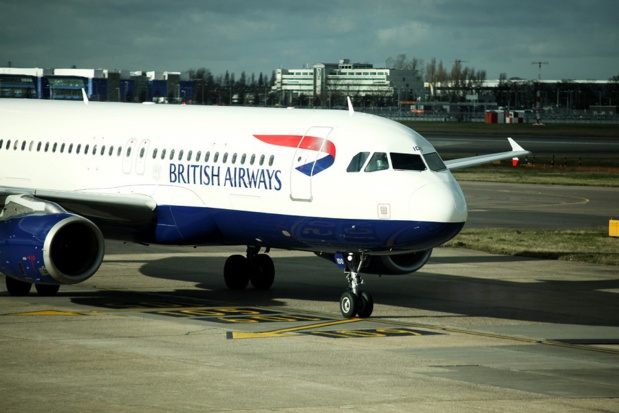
[7,310,88,317]
[229,318,362,339]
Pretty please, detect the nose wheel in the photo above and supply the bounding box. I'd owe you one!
[339,253,374,318]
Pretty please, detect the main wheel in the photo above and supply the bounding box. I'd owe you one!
[5,277,32,296]
[250,254,275,290]
[340,291,358,318]
[356,291,374,318]
[35,284,61,296]
[223,255,251,290]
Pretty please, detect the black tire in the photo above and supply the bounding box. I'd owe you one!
[35,284,61,296]
[356,291,374,318]
[223,255,250,290]
[340,291,358,318]
[250,254,275,290]
[5,277,32,296]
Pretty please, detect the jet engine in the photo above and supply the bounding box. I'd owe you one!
[316,248,432,275]
[0,197,105,286]
[363,249,433,275]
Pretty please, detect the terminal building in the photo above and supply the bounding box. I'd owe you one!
[0,67,190,103]
[271,59,424,107]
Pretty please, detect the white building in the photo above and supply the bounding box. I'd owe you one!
[272,59,423,107]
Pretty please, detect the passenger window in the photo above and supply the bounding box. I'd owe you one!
[68,143,73,154]
[37,142,42,152]
[178,150,184,161]
[21,141,27,151]
[231,153,237,164]
[187,150,193,161]
[347,152,370,172]
[364,152,389,172]
[240,154,246,165]
[196,151,202,162]
[390,153,426,171]
[222,152,228,163]
[204,151,210,162]
[169,149,175,160]
[161,149,166,160]
[125,146,131,158]
[76,144,81,154]
[5,140,10,150]
[259,154,265,166]
[250,154,256,165]
[60,143,65,153]
[213,152,219,163]
[139,147,146,158]
[269,155,274,166]
[152,148,158,159]
[44,142,50,152]
[85,144,89,155]
[100,145,105,156]
[109,146,114,156]
[14,140,19,150]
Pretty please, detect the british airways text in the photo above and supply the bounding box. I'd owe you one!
[169,163,282,191]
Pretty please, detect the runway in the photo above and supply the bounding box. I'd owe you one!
[1,181,618,412]
[461,181,617,229]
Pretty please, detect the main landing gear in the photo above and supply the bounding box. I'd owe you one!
[223,246,275,290]
[339,253,374,319]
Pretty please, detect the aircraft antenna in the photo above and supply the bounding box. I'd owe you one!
[346,96,354,116]
[81,88,89,105]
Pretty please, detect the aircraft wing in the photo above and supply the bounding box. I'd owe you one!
[444,138,530,170]
[0,187,156,225]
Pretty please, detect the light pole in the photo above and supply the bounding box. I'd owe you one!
[532,61,549,124]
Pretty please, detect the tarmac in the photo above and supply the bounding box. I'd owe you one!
[1,241,618,412]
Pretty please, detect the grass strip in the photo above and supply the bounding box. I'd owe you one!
[452,166,619,187]
[443,227,619,266]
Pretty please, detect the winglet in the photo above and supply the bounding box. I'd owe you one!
[347,96,354,116]
[81,88,89,105]
[507,137,524,152]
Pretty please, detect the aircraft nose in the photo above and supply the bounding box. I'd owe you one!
[409,180,467,223]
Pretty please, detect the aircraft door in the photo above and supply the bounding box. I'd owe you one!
[290,126,332,201]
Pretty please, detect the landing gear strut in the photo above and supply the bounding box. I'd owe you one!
[339,253,374,318]
[223,246,275,290]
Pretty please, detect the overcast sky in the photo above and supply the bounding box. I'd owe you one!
[1,0,617,81]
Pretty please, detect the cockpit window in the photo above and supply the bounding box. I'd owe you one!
[390,153,426,171]
[424,152,447,171]
[364,152,389,172]
[347,152,370,172]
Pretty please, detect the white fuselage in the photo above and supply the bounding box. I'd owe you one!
[0,100,467,254]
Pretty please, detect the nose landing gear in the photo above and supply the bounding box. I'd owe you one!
[339,253,374,318]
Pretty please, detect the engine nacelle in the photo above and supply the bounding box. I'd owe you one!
[363,249,432,275]
[0,213,105,285]
[316,248,432,275]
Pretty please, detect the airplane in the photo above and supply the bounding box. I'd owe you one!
[0,97,530,318]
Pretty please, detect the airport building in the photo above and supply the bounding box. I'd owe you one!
[0,67,190,103]
[271,59,424,107]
